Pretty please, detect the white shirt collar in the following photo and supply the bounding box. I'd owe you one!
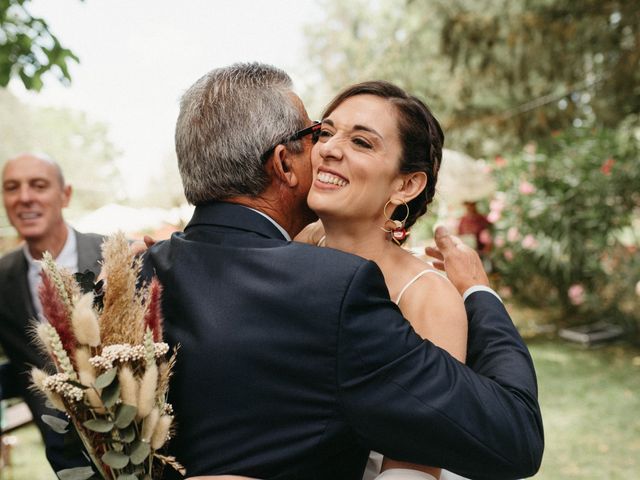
[23,225,78,321]
[244,207,291,241]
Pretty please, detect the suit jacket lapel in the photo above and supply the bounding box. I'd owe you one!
[4,251,36,325]
[75,230,103,274]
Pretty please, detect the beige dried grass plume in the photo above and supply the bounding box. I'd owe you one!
[100,233,146,344]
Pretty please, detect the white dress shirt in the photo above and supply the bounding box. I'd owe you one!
[23,225,78,321]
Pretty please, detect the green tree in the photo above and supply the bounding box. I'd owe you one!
[488,120,640,330]
[304,0,640,156]
[0,0,81,91]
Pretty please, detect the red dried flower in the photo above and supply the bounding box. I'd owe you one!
[144,278,164,342]
[39,271,77,360]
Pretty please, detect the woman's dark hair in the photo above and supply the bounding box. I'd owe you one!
[322,81,444,233]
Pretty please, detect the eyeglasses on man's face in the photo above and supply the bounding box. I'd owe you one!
[261,121,321,163]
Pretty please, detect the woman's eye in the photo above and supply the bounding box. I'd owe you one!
[352,137,372,149]
[318,130,332,140]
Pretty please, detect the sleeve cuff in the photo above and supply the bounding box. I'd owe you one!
[462,285,502,303]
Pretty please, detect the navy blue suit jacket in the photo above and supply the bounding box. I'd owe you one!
[143,202,543,480]
[0,230,104,471]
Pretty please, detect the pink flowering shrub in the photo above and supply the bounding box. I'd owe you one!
[488,124,640,333]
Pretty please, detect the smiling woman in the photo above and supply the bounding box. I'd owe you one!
[303,80,468,480]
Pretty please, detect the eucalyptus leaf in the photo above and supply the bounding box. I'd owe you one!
[115,404,138,429]
[95,367,118,388]
[56,466,95,480]
[101,380,121,408]
[101,450,129,469]
[83,418,114,433]
[129,440,151,465]
[119,424,136,443]
[42,414,69,434]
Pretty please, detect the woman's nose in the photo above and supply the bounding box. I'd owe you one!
[318,136,343,161]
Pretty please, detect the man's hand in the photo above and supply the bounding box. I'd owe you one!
[130,235,156,256]
[425,226,490,296]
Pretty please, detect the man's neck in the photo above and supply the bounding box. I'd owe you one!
[227,196,309,239]
[27,224,70,260]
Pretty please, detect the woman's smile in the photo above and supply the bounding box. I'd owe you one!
[315,168,349,188]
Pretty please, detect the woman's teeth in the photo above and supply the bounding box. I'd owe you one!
[317,171,348,187]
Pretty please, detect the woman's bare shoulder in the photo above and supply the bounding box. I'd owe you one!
[396,251,464,310]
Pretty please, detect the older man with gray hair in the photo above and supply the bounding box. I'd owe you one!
[143,63,543,480]
[0,153,103,473]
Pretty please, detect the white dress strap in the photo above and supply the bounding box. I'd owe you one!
[394,269,445,305]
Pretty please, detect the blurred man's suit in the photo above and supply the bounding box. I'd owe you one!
[0,230,103,471]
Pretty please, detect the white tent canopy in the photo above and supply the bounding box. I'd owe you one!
[72,203,193,235]
[436,149,496,205]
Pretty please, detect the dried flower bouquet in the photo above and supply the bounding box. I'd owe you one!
[30,233,184,480]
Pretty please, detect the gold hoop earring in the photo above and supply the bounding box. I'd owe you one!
[380,199,410,245]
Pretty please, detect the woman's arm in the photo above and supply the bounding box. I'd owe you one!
[380,270,468,478]
[399,272,467,362]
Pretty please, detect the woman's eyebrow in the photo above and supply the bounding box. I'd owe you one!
[322,118,382,138]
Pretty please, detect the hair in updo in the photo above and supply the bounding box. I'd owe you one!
[321,81,444,232]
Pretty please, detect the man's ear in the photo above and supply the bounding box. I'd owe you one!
[392,171,427,203]
[271,145,298,188]
[61,184,72,208]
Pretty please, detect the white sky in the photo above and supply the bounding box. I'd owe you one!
[11,0,324,197]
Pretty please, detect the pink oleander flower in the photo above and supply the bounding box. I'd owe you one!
[568,284,586,306]
[521,234,539,250]
[507,227,520,242]
[479,229,492,245]
[600,157,615,175]
[490,197,505,214]
[494,235,505,248]
[503,249,514,261]
[519,180,536,195]
[487,211,501,223]
[494,155,507,168]
[498,286,513,299]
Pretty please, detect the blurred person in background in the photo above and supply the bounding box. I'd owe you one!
[457,201,492,256]
[0,153,103,473]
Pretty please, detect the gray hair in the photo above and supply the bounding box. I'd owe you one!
[175,62,306,204]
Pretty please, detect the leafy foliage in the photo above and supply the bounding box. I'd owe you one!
[488,119,640,332]
[304,0,640,334]
[0,0,82,90]
[0,89,122,243]
[304,0,640,156]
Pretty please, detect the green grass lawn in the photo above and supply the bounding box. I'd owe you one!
[530,340,640,478]
[2,422,55,479]
[3,336,639,479]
